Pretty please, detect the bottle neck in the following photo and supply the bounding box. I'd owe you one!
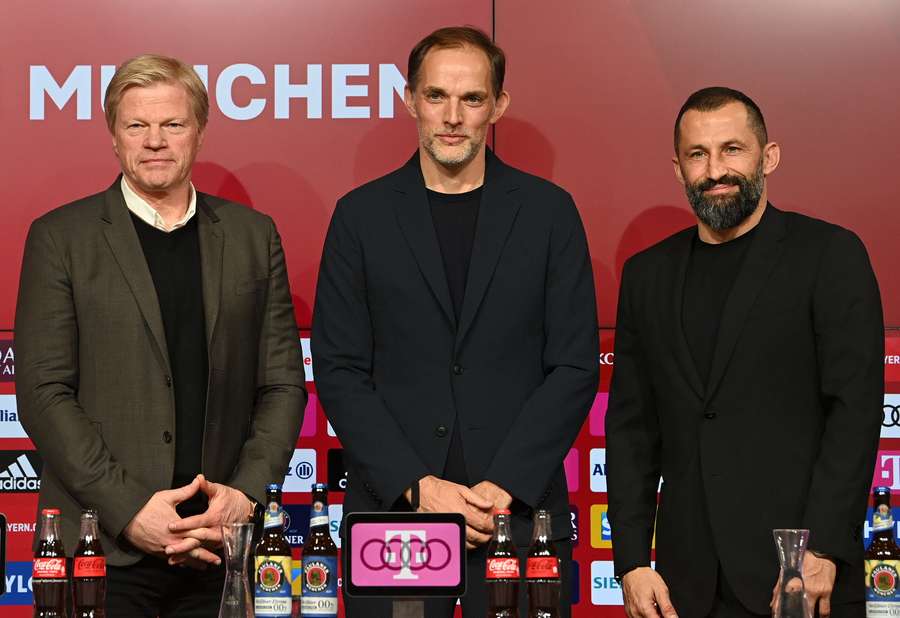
[531,513,551,543]
[79,518,100,540]
[494,516,512,542]
[41,517,61,541]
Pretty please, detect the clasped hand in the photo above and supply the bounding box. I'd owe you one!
[408,475,513,549]
[122,474,253,570]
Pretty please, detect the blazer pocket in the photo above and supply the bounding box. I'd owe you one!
[235,276,269,295]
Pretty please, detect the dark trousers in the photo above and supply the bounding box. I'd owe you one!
[708,565,863,618]
[343,540,573,618]
[106,555,225,617]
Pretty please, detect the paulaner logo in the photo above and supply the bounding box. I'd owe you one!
[29,63,407,121]
[0,451,42,492]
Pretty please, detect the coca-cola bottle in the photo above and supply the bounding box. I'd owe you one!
[33,508,67,618]
[485,509,519,618]
[525,510,560,618]
[73,509,106,617]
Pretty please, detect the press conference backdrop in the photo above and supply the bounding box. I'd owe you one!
[2,1,899,614]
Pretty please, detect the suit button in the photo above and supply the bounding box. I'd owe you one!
[163,430,173,443]
[165,375,172,387]
[435,425,448,437]
[704,412,717,420]
[452,364,464,375]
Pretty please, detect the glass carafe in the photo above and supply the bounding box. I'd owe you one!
[218,522,255,618]
[772,528,812,618]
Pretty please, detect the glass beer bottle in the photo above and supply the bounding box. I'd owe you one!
[301,483,338,617]
[254,483,293,618]
[866,486,900,616]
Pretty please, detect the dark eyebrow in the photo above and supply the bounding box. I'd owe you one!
[422,86,447,96]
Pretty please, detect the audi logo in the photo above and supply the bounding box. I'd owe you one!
[884,405,900,428]
[360,537,452,573]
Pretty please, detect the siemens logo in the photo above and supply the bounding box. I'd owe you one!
[29,63,406,121]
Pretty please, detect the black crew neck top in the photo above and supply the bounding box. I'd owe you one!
[682,227,757,387]
[427,186,482,486]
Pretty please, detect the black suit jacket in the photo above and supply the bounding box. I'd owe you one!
[15,179,306,565]
[606,204,884,615]
[312,151,599,543]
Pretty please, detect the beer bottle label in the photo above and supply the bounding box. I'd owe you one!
[33,557,66,578]
[255,555,293,617]
[486,557,520,579]
[525,556,559,579]
[301,555,338,616]
[74,556,106,577]
[866,559,900,614]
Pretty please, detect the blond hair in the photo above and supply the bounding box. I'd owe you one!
[104,54,209,132]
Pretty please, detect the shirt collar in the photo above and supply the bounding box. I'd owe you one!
[120,176,197,232]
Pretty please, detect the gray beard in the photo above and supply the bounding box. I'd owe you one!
[685,162,764,232]
[422,134,482,168]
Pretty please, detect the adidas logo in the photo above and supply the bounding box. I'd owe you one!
[0,452,41,492]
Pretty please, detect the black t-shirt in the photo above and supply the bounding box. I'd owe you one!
[131,214,208,503]
[427,186,481,485]
[682,227,757,387]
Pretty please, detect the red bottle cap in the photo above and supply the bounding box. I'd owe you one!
[41,508,61,515]
[493,508,511,515]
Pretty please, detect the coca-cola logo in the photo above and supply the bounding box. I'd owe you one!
[74,556,106,577]
[486,557,519,579]
[33,557,66,578]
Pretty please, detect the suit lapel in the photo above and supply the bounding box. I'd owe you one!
[392,154,456,327]
[100,178,171,373]
[196,194,224,347]
[668,229,705,399]
[704,204,787,401]
[456,151,521,346]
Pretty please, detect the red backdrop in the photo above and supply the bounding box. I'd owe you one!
[2,1,898,614]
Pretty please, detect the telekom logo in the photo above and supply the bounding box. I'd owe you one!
[873,451,900,491]
[384,530,427,580]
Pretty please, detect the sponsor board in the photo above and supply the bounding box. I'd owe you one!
[329,503,343,549]
[589,392,609,436]
[0,395,26,438]
[0,451,42,493]
[591,560,654,605]
[572,560,580,604]
[283,449,317,492]
[591,560,623,605]
[886,336,900,384]
[0,340,13,382]
[590,449,606,493]
[570,505,579,547]
[564,448,579,492]
[873,451,900,492]
[327,449,348,492]
[0,561,32,606]
[300,393,318,438]
[590,505,612,549]
[301,338,314,382]
[284,504,312,547]
[881,395,900,439]
[327,421,336,438]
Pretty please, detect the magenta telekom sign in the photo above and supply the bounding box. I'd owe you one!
[344,513,465,597]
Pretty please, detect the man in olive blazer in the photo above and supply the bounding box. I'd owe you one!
[15,55,304,616]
